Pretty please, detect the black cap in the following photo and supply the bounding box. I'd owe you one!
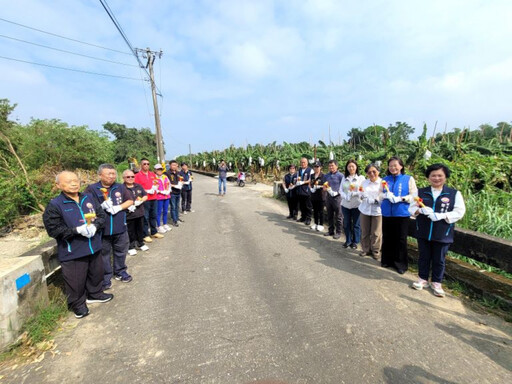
[313,161,322,167]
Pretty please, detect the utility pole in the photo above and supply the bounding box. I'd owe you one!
[136,47,165,164]
[189,144,192,167]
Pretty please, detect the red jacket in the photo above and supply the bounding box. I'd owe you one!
[134,171,157,201]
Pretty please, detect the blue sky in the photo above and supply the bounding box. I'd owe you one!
[1,0,511,159]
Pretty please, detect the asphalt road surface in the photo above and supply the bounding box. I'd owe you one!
[4,174,512,383]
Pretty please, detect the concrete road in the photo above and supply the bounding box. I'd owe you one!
[4,174,512,383]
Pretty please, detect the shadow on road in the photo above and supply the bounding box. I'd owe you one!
[435,322,512,371]
[382,364,458,384]
[256,210,411,284]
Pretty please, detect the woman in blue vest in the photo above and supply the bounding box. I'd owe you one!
[380,156,418,274]
[409,163,465,297]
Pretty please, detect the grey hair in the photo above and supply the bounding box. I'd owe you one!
[55,171,77,183]
[98,163,116,175]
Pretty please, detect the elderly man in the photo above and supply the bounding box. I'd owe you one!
[84,164,133,289]
[134,158,163,241]
[122,169,149,255]
[43,171,113,319]
[179,162,194,214]
[296,157,313,225]
[165,160,184,227]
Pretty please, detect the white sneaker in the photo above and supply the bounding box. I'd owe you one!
[183,211,188,215]
[430,282,445,297]
[157,226,166,234]
[128,249,137,256]
[190,210,195,213]
[412,278,429,291]
[310,223,317,230]
[316,225,324,232]
[163,224,172,232]
[140,245,149,251]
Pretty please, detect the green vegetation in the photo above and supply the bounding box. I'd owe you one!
[178,122,512,240]
[0,99,158,228]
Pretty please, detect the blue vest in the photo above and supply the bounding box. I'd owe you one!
[415,186,457,243]
[284,173,298,197]
[86,182,127,236]
[297,167,313,196]
[179,170,192,191]
[381,174,411,217]
[50,193,102,261]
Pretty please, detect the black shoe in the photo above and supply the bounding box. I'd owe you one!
[74,306,90,319]
[333,233,341,240]
[172,222,179,227]
[381,263,390,268]
[286,215,293,219]
[324,232,334,237]
[178,218,185,223]
[350,243,358,249]
[86,293,114,304]
[397,269,406,275]
[342,243,349,248]
[304,220,311,226]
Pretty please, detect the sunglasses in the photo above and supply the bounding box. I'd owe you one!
[141,162,149,165]
[124,176,135,178]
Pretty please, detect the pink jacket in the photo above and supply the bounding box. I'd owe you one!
[155,175,170,200]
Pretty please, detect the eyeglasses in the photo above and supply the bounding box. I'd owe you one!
[141,162,149,165]
[124,176,135,178]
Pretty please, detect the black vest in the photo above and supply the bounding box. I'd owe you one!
[415,185,457,243]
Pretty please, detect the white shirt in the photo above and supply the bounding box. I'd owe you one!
[408,187,466,224]
[358,178,383,216]
[340,174,365,209]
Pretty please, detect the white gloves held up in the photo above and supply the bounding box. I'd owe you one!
[76,224,97,238]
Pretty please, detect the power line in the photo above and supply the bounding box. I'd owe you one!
[0,16,132,56]
[98,0,162,96]
[0,55,142,81]
[0,34,138,67]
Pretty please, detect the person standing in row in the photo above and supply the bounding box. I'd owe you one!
[409,163,465,297]
[282,164,298,219]
[380,156,417,274]
[85,164,133,289]
[358,164,383,260]
[323,160,344,239]
[309,161,325,231]
[296,157,313,225]
[179,162,194,214]
[340,159,365,249]
[165,160,183,227]
[154,164,171,233]
[218,160,228,196]
[43,171,112,319]
[134,159,163,242]
[122,169,149,256]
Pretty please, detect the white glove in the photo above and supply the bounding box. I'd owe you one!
[76,224,90,237]
[284,188,289,193]
[145,188,156,195]
[428,212,447,222]
[327,188,338,197]
[296,181,303,186]
[107,205,122,215]
[419,206,434,215]
[101,199,113,210]
[134,199,143,207]
[127,205,136,213]
[384,192,401,203]
[85,224,97,238]
[365,197,376,205]
[359,191,368,200]
[289,184,295,190]
[401,195,413,203]
[346,191,353,200]
[174,183,183,190]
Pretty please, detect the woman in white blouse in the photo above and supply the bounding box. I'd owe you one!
[409,163,465,297]
[340,160,365,249]
[357,163,383,260]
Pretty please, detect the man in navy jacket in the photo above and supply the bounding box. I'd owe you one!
[43,171,113,318]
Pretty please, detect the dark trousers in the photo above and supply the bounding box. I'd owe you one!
[170,193,181,223]
[127,216,145,249]
[381,216,410,271]
[298,194,312,221]
[60,251,103,311]
[312,199,324,225]
[181,189,192,211]
[143,199,158,236]
[417,239,451,283]
[286,195,298,218]
[101,231,129,286]
[342,206,361,245]
[326,195,342,234]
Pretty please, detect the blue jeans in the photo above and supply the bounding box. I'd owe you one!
[170,193,180,223]
[218,178,227,194]
[417,239,450,283]
[157,199,170,226]
[342,206,361,245]
[143,200,158,236]
[101,231,129,286]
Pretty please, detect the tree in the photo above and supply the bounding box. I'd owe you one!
[103,122,157,164]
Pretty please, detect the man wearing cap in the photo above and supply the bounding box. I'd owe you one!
[134,158,163,241]
[84,164,134,289]
[43,171,112,319]
[296,157,313,226]
[323,160,344,239]
[179,162,194,214]
[164,160,183,227]
[122,169,149,255]
[309,161,325,231]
